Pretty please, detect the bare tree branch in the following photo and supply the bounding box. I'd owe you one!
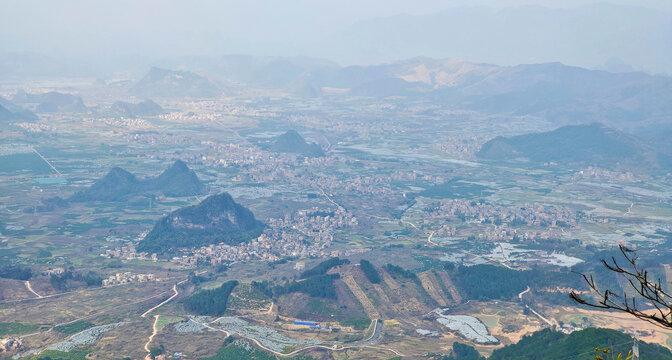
[570,245,672,329]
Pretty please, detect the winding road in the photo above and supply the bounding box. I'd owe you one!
[518,286,530,300]
[427,230,437,245]
[141,279,187,318]
[142,279,188,359]
[143,315,160,360]
[190,317,403,357]
[24,281,42,298]
[518,286,554,326]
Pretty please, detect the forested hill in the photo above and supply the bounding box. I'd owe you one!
[137,192,264,254]
[0,103,38,123]
[489,328,671,360]
[69,167,141,202]
[271,130,325,157]
[131,67,224,98]
[150,160,205,197]
[476,123,669,172]
[109,99,164,118]
[69,160,204,201]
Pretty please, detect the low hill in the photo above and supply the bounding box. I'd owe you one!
[109,99,164,118]
[489,327,671,360]
[69,167,141,202]
[13,90,87,113]
[271,130,325,157]
[137,193,264,254]
[69,160,204,201]
[131,67,224,98]
[476,123,664,170]
[0,104,38,124]
[0,96,38,122]
[150,160,204,197]
[154,54,338,89]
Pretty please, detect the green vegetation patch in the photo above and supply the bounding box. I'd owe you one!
[452,264,582,302]
[49,271,102,291]
[300,257,349,279]
[383,264,417,280]
[54,321,94,335]
[0,265,33,280]
[155,316,183,332]
[359,260,381,284]
[26,349,91,360]
[275,274,340,299]
[0,322,38,336]
[183,280,239,316]
[339,318,371,330]
[490,328,671,360]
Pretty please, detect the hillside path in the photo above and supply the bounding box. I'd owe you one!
[24,281,42,298]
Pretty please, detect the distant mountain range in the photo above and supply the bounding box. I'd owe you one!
[305,58,672,129]
[131,67,226,98]
[12,90,87,113]
[314,4,670,74]
[109,99,164,118]
[271,130,325,157]
[476,123,672,172]
[3,50,670,130]
[137,192,264,254]
[69,160,204,202]
[155,55,339,89]
[152,56,672,131]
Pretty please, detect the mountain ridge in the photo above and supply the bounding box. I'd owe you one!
[131,67,225,98]
[69,160,204,202]
[137,192,264,254]
[109,99,164,118]
[476,123,669,172]
[271,130,325,157]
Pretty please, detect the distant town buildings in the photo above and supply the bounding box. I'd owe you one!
[171,206,360,267]
[102,272,156,287]
[42,268,65,276]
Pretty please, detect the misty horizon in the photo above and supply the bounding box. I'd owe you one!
[1,1,671,359]
[1,0,671,77]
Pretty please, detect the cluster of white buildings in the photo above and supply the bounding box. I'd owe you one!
[102,272,156,287]
[101,243,157,262]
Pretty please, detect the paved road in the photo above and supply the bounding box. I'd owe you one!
[190,317,402,357]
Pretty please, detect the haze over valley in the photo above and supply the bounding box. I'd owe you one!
[1,1,671,359]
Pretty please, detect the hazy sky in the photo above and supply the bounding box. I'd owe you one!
[1,0,670,73]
